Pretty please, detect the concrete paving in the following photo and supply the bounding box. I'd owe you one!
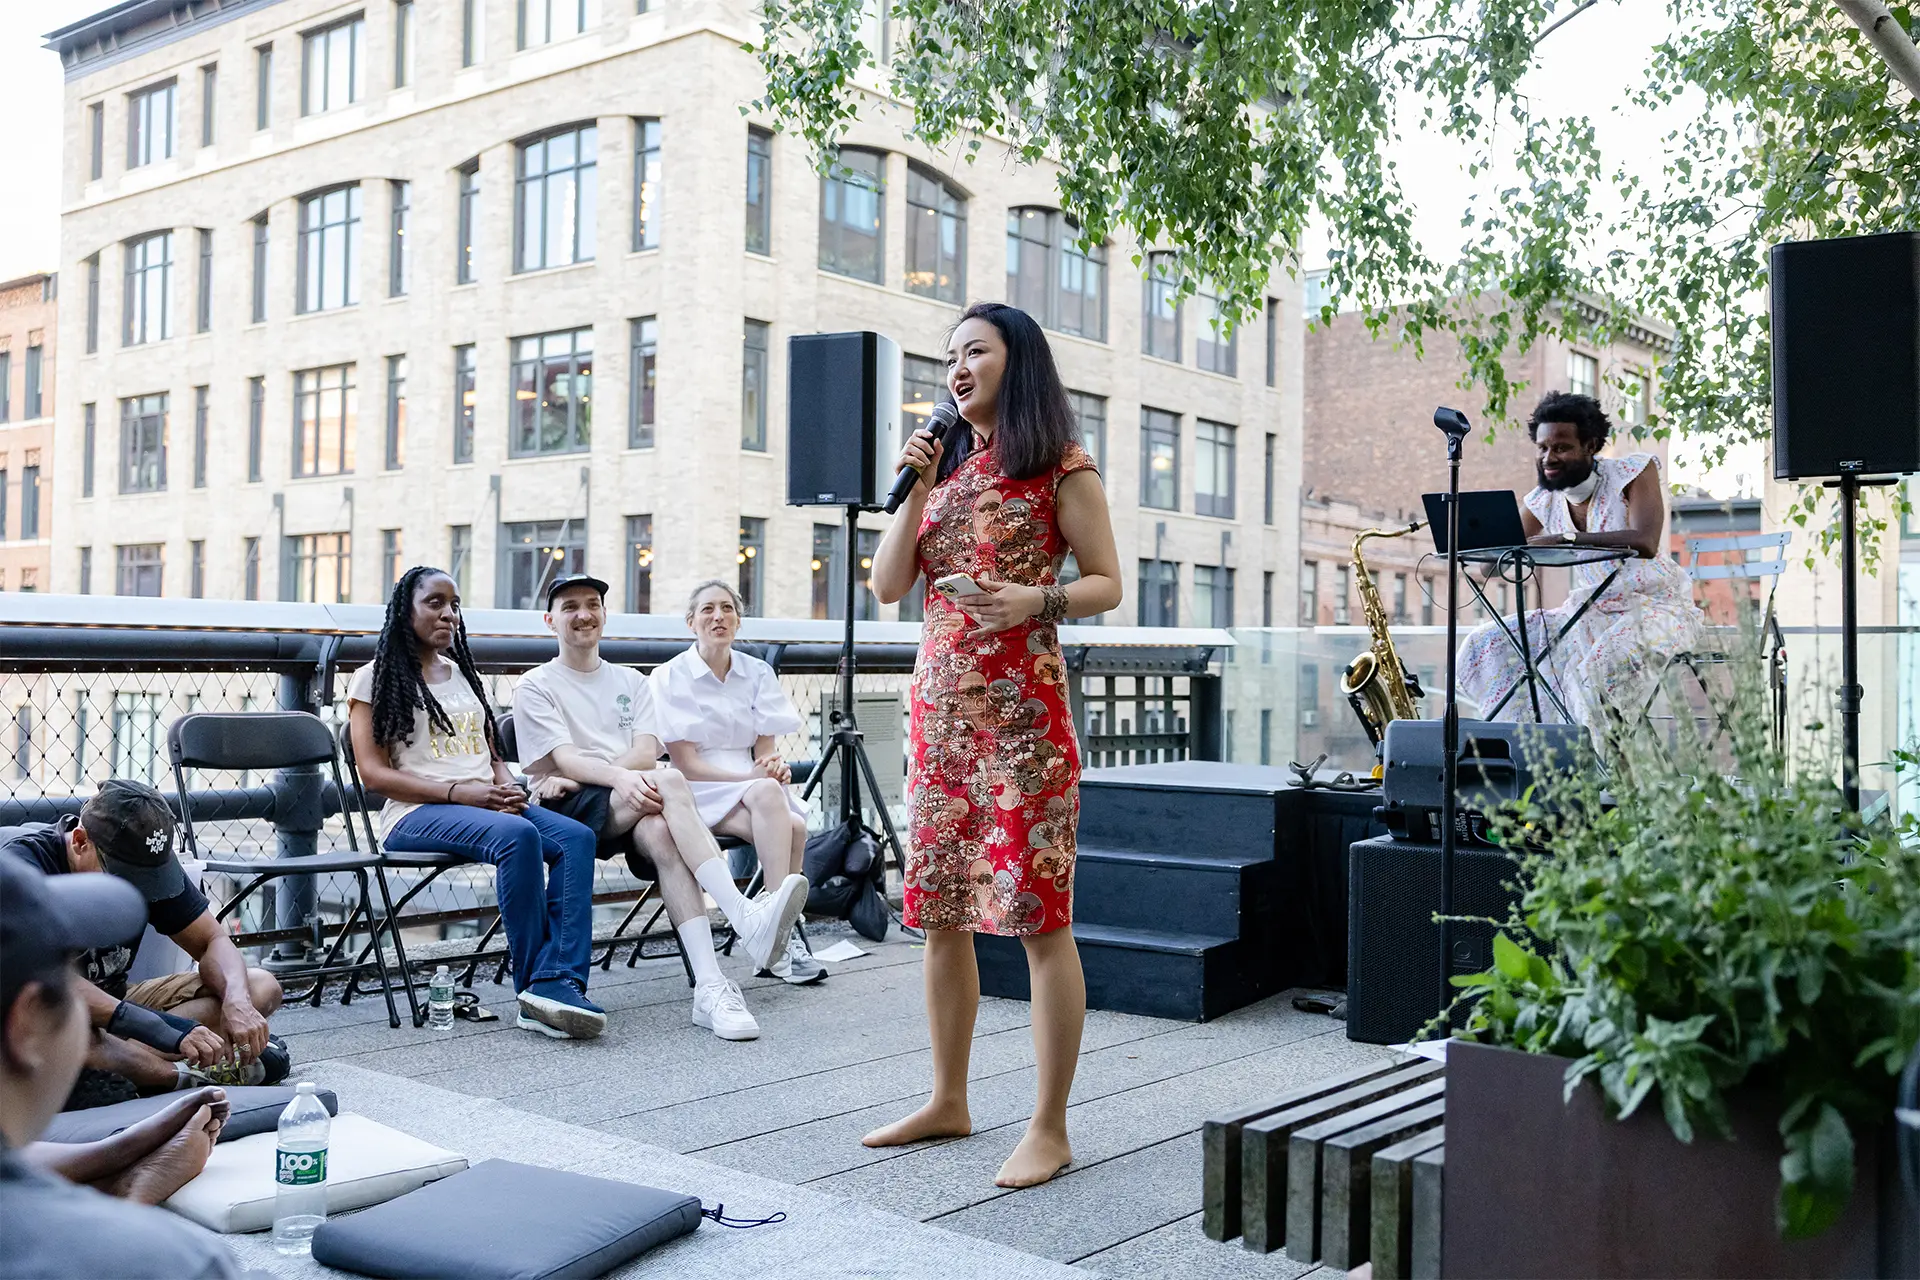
[272,922,1393,1278]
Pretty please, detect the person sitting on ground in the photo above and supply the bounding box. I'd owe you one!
[0,781,287,1111]
[649,582,814,939]
[347,565,604,1042]
[511,573,814,1042]
[0,854,245,1278]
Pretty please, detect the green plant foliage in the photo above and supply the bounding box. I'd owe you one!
[1451,658,1920,1238]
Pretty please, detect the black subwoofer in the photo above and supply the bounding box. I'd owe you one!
[786,330,903,508]
[1345,836,1526,1046]
[1771,231,1920,481]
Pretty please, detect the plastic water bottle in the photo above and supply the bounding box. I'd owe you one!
[272,1082,330,1255]
[429,966,455,1031]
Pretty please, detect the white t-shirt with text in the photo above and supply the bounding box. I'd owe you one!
[345,657,494,836]
[512,657,658,776]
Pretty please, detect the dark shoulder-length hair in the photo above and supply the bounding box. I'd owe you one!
[936,301,1077,484]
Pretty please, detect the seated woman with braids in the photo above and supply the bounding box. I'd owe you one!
[346,566,605,1040]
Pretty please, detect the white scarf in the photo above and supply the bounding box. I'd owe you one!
[1558,467,1599,505]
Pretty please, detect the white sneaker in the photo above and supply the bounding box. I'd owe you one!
[762,931,827,985]
[692,979,760,1041]
[734,873,809,972]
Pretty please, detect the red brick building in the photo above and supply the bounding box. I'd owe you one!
[0,272,57,595]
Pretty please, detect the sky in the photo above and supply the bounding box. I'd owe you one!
[0,0,1755,493]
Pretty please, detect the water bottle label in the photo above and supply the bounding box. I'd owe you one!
[277,1148,327,1186]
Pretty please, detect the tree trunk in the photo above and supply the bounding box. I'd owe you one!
[1835,0,1920,98]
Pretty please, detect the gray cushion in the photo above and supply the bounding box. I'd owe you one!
[43,1085,337,1145]
[311,1158,702,1280]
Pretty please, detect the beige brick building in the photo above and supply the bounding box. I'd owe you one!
[48,0,1301,626]
[0,272,58,596]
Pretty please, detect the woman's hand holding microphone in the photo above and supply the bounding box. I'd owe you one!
[895,429,945,505]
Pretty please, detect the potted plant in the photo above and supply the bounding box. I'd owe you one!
[1438,657,1920,1277]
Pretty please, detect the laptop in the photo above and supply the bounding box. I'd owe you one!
[1421,490,1529,554]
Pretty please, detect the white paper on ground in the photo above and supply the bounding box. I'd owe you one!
[813,939,868,962]
[1395,1040,1450,1063]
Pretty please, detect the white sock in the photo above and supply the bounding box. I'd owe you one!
[677,916,724,986]
[693,858,752,926]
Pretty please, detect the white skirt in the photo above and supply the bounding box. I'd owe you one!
[686,747,808,827]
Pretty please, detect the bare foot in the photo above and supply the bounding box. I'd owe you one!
[994,1125,1071,1188]
[103,1103,224,1205]
[862,1100,973,1148]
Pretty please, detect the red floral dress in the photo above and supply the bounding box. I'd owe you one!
[902,437,1097,936]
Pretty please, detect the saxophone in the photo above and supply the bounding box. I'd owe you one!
[1339,521,1427,761]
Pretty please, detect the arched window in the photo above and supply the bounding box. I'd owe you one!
[296,184,361,314]
[906,164,966,301]
[515,122,598,272]
[820,148,886,282]
[1005,207,1107,341]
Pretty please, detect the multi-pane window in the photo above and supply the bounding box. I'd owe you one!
[1265,296,1279,387]
[86,255,100,353]
[625,514,652,613]
[82,404,96,497]
[382,528,404,585]
[301,15,364,115]
[448,525,472,597]
[633,118,661,250]
[250,214,268,322]
[1619,370,1649,430]
[123,232,172,346]
[1566,350,1598,399]
[510,327,593,455]
[741,319,769,450]
[393,1,414,88]
[1140,407,1179,510]
[128,80,176,167]
[809,524,878,620]
[1195,419,1236,518]
[519,0,593,48]
[462,0,480,66]
[1194,565,1235,628]
[456,162,479,283]
[190,541,206,598]
[499,519,587,609]
[1005,207,1107,340]
[1069,391,1106,471]
[738,517,765,615]
[88,102,104,180]
[243,537,260,599]
[297,184,361,312]
[1263,433,1276,525]
[255,44,273,129]
[453,344,476,462]
[818,148,885,283]
[744,127,772,254]
[1142,251,1182,361]
[1392,573,1409,624]
[292,363,357,478]
[24,344,42,419]
[1334,564,1352,625]
[628,317,656,448]
[194,229,213,332]
[282,532,352,603]
[1299,560,1318,625]
[200,65,217,146]
[905,164,965,302]
[116,544,164,597]
[192,386,209,488]
[119,394,168,493]
[247,376,264,481]
[389,180,410,296]
[516,124,597,272]
[902,354,944,434]
[385,355,407,468]
[1138,559,1178,627]
[1196,281,1237,375]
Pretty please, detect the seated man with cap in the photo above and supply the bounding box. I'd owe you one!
[513,573,813,1042]
[0,781,287,1109]
[0,855,245,1278]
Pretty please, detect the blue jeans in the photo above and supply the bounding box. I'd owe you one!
[385,803,598,994]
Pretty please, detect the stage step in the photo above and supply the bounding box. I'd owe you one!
[975,922,1267,1022]
[1080,762,1287,861]
[1071,845,1278,937]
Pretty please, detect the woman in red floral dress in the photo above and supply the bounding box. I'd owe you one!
[864,302,1122,1189]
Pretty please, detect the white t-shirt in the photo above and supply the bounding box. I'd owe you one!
[345,657,494,836]
[512,657,659,776]
[648,646,803,762]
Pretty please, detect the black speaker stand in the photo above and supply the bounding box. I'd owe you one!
[1821,471,1897,814]
[1433,407,1472,1021]
[798,503,920,939]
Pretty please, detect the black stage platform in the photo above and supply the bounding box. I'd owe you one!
[974,762,1385,1021]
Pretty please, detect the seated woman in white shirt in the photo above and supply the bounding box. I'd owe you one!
[649,581,811,929]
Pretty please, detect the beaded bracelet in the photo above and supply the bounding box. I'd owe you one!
[1037,584,1071,624]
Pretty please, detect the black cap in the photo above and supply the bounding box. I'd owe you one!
[81,779,185,901]
[1,855,147,1016]
[544,573,610,611]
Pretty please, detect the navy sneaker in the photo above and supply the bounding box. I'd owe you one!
[517,979,607,1040]
[568,980,606,1016]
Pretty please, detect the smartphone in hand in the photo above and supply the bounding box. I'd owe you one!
[933,573,987,599]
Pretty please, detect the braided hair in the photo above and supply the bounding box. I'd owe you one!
[369,565,500,759]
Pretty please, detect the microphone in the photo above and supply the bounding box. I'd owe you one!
[883,400,960,514]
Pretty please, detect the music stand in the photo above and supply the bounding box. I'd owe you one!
[1432,407,1472,1019]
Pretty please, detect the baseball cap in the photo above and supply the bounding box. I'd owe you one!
[544,573,610,611]
[80,779,186,901]
[0,855,146,1016]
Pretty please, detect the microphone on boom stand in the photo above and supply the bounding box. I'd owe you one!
[882,401,962,514]
[1433,406,1472,1023]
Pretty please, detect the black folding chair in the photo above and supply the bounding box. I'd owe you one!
[168,711,411,1029]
